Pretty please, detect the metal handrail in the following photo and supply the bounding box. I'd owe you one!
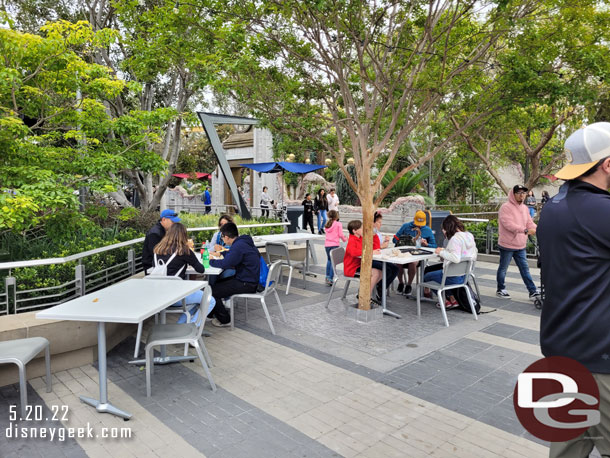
[0,222,290,271]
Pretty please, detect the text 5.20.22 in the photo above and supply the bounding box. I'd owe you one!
[9,405,68,422]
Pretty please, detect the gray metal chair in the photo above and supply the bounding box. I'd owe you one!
[145,285,216,397]
[418,258,478,327]
[226,260,286,335]
[135,276,190,358]
[265,242,306,294]
[325,247,360,309]
[0,337,52,418]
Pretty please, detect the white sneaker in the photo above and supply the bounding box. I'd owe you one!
[496,290,511,298]
[211,318,231,327]
[529,290,541,301]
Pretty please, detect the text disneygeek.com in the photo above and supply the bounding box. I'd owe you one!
[6,405,132,442]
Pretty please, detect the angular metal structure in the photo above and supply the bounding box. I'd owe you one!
[197,112,258,219]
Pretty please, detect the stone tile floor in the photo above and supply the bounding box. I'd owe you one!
[0,245,604,457]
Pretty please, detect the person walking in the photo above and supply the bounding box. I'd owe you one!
[142,209,180,273]
[324,210,347,286]
[301,193,315,233]
[260,186,271,218]
[495,185,540,300]
[525,190,537,218]
[314,188,329,234]
[327,188,340,212]
[203,187,212,214]
[537,122,610,458]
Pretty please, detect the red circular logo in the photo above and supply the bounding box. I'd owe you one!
[513,356,600,442]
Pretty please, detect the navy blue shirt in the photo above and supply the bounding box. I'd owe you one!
[210,235,260,284]
[538,181,610,373]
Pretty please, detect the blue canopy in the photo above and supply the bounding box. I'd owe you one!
[239,162,327,174]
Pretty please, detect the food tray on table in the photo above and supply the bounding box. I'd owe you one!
[398,247,431,256]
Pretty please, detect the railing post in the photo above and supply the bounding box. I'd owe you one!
[75,263,86,297]
[127,249,136,275]
[5,276,16,314]
[486,223,492,254]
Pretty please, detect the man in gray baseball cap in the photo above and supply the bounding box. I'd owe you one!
[537,122,610,457]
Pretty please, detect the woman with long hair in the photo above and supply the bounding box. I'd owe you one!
[423,215,477,309]
[205,214,236,284]
[153,223,214,322]
[206,214,234,255]
[324,210,347,286]
[314,188,329,234]
[525,190,537,218]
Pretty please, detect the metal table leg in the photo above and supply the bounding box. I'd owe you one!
[80,322,132,420]
[382,261,401,319]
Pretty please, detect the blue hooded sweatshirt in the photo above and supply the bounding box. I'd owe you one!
[210,235,260,284]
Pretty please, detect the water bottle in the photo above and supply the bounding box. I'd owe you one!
[415,237,421,249]
[202,248,210,268]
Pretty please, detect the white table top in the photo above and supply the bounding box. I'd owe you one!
[372,247,438,265]
[36,278,206,323]
[252,232,324,247]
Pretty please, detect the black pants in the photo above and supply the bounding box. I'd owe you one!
[372,261,399,293]
[205,205,211,214]
[261,206,269,217]
[211,277,258,324]
[303,214,314,233]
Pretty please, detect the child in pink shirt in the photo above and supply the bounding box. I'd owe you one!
[324,210,347,286]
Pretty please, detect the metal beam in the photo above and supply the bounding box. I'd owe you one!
[197,112,258,219]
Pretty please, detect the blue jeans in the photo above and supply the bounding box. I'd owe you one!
[496,247,537,293]
[317,210,327,232]
[528,206,536,218]
[423,270,465,290]
[325,246,338,280]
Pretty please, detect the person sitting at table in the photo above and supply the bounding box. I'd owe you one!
[423,215,477,310]
[343,220,397,306]
[393,210,437,295]
[205,214,236,285]
[142,209,180,273]
[208,222,261,327]
[373,212,398,297]
[153,222,215,322]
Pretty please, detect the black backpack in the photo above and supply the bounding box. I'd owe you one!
[454,285,481,314]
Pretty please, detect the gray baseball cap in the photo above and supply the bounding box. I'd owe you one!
[556,122,610,180]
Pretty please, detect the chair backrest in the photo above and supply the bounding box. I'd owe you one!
[442,258,473,284]
[263,261,283,295]
[330,247,345,278]
[265,242,290,266]
[195,285,213,338]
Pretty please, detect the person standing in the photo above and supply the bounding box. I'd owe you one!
[537,122,610,458]
[525,190,537,218]
[541,190,550,206]
[142,209,180,273]
[208,223,260,327]
[324,210,347,286]
[203,186,212,214]
[327,188,340,212]
[495,185,540,300]
[301,193,315,234]
[260,186,271,218]
[314,188,329,234]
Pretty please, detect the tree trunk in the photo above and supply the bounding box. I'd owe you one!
[357,167,375,311]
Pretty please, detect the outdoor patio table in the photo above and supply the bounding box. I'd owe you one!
[36,278,206,420]
[372,247,437,319]
[253,232,324,282]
